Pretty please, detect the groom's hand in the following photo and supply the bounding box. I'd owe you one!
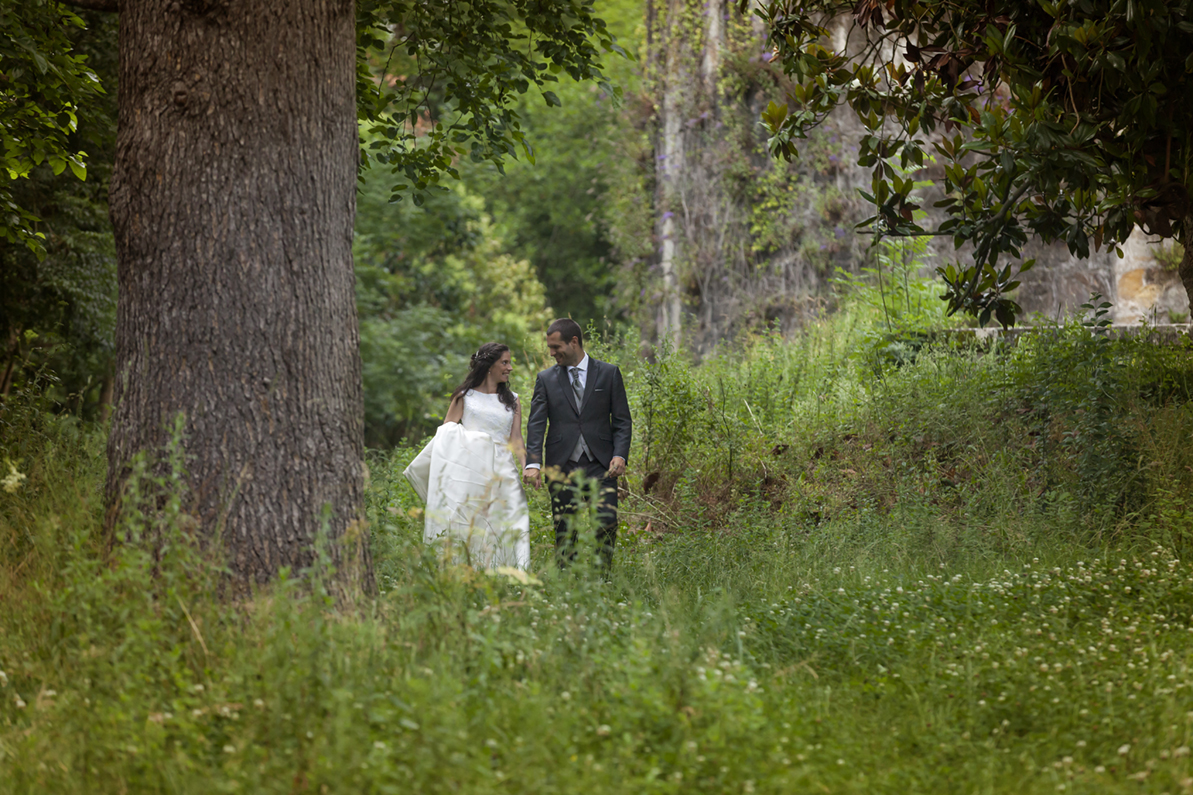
[523,467,542,490]
[607,456,626,478]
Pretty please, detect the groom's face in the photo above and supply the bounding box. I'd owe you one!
[546,332,583,367]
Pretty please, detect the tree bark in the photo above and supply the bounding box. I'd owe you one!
[106,0,369,589]
[654,0,686,351]
[1180,211,1193,310]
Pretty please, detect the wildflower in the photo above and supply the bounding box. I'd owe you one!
[0,671,7,687]
[223,745,236,754]
[14,695,26,709]
[2,461,26,494]
[374,741,386,750]
[596,725,612,737]
[1118,744,1131,756]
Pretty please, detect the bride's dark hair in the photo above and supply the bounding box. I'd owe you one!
[451,342,516,412]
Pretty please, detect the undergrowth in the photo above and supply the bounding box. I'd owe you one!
[5,297,1193,792]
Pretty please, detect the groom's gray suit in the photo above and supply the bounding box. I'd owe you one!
[526,356,632,566]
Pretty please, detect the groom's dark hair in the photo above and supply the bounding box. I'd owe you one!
[547,318,583,347]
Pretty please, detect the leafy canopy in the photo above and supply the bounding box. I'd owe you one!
[356,0,626,206]
[1,0,101,256]
[4,0,623,247]
[749,0,1193,327]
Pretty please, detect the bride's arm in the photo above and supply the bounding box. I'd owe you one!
[443,394,464,424]
[510,399,527,471]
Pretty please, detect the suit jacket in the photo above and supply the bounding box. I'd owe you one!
[525,357,632,470]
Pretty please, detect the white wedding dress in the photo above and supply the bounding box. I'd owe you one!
[403,390,530,569]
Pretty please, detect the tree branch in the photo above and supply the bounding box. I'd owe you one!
[59,0,119,11]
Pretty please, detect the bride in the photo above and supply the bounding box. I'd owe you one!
[404,342,531,569]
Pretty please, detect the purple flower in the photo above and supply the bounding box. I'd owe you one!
[662,211,675,219]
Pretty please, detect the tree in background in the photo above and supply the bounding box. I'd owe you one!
[455,0,647,323]
[0,0,100,255]
[752,0,1193,327]
[595,0,878,352]
[1,4,115,404]
[461,80,621,323]
[17,0,619,590]
[355,170,550,447]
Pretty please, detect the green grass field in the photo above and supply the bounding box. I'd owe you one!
[6,303,1193,793]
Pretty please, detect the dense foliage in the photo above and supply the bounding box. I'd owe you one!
[0,1,636,438]
[0,7,116,410]
[356,0,627,206]
[354,172,551,445]
[0,0,102,255]
[752,0,1193,326]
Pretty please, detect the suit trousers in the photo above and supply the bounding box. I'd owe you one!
[548,453,618,569]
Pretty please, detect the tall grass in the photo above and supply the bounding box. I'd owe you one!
[5,285,1193,792]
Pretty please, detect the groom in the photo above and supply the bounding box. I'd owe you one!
[524,319,632,568]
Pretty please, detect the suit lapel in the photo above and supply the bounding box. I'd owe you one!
[555,365,579,417]
[581,358,600,411]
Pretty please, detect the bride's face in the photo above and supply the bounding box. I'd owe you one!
[489,351,513,383]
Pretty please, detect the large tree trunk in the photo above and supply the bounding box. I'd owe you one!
[106,0,369,588]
